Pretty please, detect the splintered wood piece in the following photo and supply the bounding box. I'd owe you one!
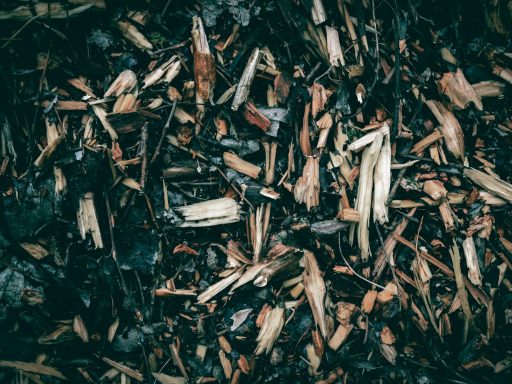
[311,0,327,25]
[101,357,144,381]
[243,102,271,132]
[336,302,356,326]
[77,192,104,249]
[328,324,353,351]
[68,77,96,98]
[192,16,215,100]
[263,141,278,185]
[463,236,482,286]
[73,314,89,342]
[326,26,345,67]
[373,125,391,224]
[306,343,321,376]
[117,20,153,52]
[92,104,118,140]
[423,180,454,230]
[294,156,320,211]
[175,198,241,227]
[376,283,397,304]
[350,131,384,261]
[410,129,443,154]
[463,167,512,203]
[337,208,360,223]
[374,208,416,277]
[223,152,261,179]
[105,70,137,97]
[300,103,312,156]
[472,81,506,98]
[218,350,232,379]
[361,290,378,314]
[33,135,64,168]
[143,56,181,89]
[0,361,67,380]
[19,242,49,260]
[424,100,464,160]
[170,343,189,380]
[303,251,328,339]
[232,48,263,111]
[254,306,284,355]
[449,239,474,341]
[197,269,242,303]
[437,69,483,110]
[152,373,186,384]
[492,65,512,85]
[311,83,328,118]
[250,204,265,263]
[254,251,302,287]
[380,344,397,365]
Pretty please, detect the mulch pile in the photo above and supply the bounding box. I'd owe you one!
[1,0,512,383]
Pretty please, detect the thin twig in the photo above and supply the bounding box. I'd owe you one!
[151,98,177,164]
[337,233,388,291]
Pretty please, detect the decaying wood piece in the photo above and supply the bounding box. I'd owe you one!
[437,69,483,110]
[350,130,384,261]
[424,100,464,160]
[243,102,271,132]
[232,48,263,111]
[174,198,241,227]
[254,306,285,355]
[254,250,302,287]
[223,152,262,179]
[462,236,482,286]
[77,192,104,249]
[373,124,391,224]
[326,26,345,67]
[294,157,320,211]
[463,167,512,203]
[197,269,243,304]
[192,16,215,100]
[303,251,328,339]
